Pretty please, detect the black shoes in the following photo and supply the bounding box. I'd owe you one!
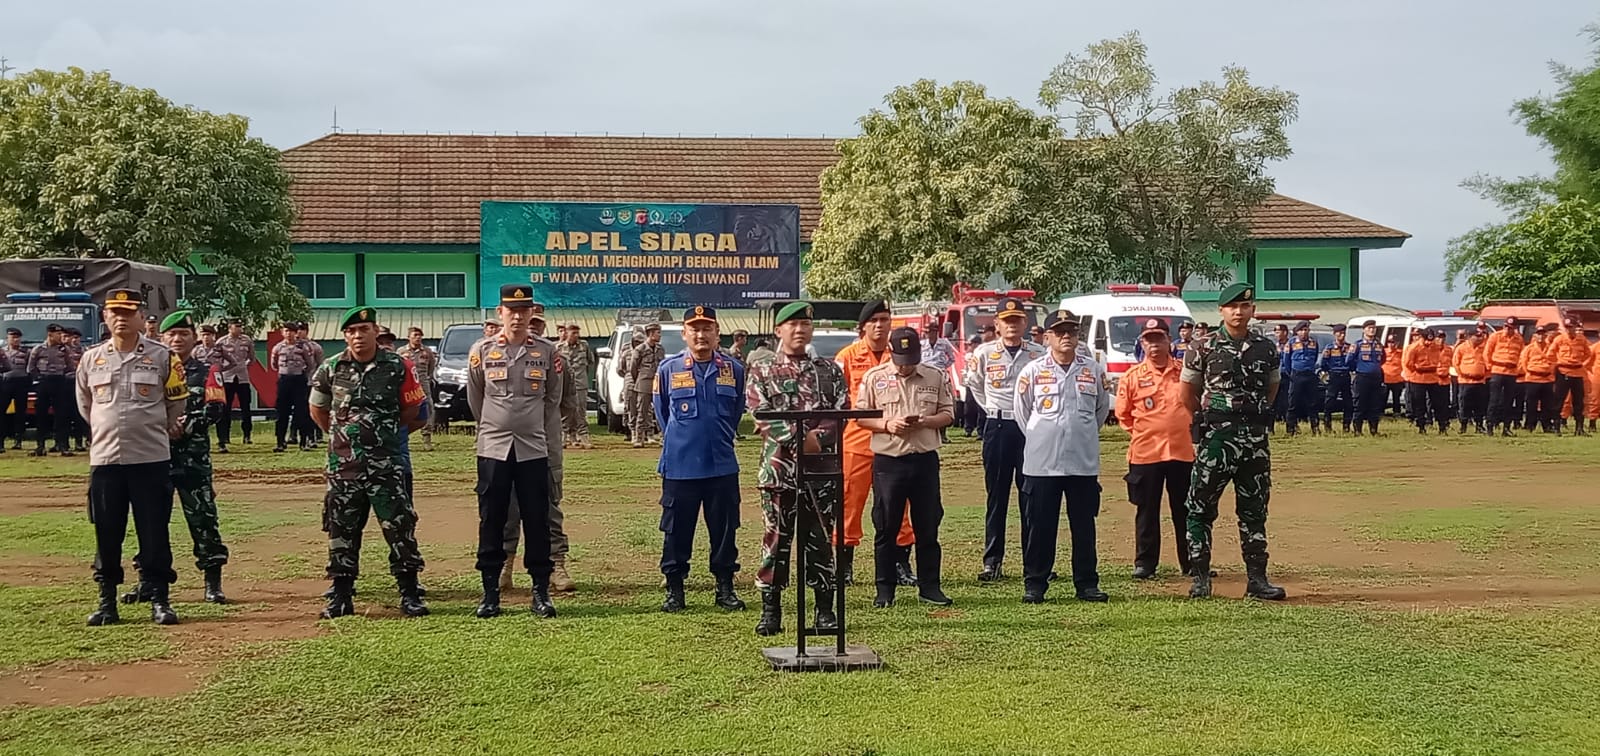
[1131,564,1156,580]
[273,443,287,453]
[755,590,782,636]
[1021,588,1046,604]
[476,570,502,618]
[203,567,227,604]
[918,587,953,607]
[977,563,1003,582]
[396,573,429,617]
[150,584,179,626]
[88,583,120,626]
[713,574,746,611]
[662,577,687,613]
[1076,587,1109,603]
[895,560,918,587]
[321,578,355,619]
[874,586,895,609]
[531,583,557,618]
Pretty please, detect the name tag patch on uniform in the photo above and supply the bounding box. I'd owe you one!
[671,372,696,389]
[1035,371,1056,385]
[1138,379,1155,388]
[716,374,736,387]
[1077,369,1095,383]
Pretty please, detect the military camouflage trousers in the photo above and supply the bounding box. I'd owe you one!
[171,456,229,571]
[755,484,837,592]
[323,468,425,579]
[1187,424,1272,565]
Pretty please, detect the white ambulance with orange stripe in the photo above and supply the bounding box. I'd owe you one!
[1058,284,1194,393]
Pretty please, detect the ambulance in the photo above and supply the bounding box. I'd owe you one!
[1058,284,1194,393]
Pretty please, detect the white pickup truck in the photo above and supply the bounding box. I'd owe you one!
[595,316,686,434]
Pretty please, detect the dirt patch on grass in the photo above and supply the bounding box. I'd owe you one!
[0,479,86,516]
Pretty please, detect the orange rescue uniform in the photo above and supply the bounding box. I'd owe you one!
[1452,339,1489,384]
[1402,340,1441,384]
[1382,346,1404,384]
[1519,340,1556,384]
[836,339,914,549]
[1587,353,1600,420]
[1484,329,1525,377]
[1114,358,1194,464]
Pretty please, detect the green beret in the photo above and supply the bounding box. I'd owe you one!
[775,301,814,326]
[159,310,196,333]
[339,306,378,330]
[1218,282,1256,306]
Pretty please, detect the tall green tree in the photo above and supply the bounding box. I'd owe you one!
[807,79,1119,300]
[1038,31,1299,291]
[1454,198,1600,305]
[0,67,306,327]
[1447,24,1600,293]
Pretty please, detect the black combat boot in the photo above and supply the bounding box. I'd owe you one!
[1244,559,1288,601]
[895,555,918,587]
[150,583,179,626]
[874,582,895,608]
[813,586,838,631]
[977,562,1003,582]
[396,573,429,617]
[475,570,502,619]
[839,546,855,586]
[320,577,355,619]
[87,583,121,626]
[1188,553,1213,599]
[754,589,782,636]
[203,567,227,604]
[917,560,951,607]
[713,574,745,611]
[531,579,557,618]
[661,575,686,613]
[121,578,154,604]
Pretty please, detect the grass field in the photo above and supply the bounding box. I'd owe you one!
[2,421,1599,755]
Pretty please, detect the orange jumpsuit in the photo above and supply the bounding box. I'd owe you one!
[836,340,914,549]
[1551,332,1592,420]
[1587,352,1600,421]
[1519,338,1557,430]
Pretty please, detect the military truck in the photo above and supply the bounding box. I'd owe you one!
[0,258,178,345]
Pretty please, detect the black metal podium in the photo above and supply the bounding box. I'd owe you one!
[753,408,884,672]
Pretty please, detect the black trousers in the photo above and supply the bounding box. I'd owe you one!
[1352,372,1385,427]
[475,452,552,579]
[1021,475,1100,594]
[219,381,252,444]
[1126,461,1192,574]
[872,451,943,589]
[1323,373,1353,427]
[89,462,175,586]
[33,374,71,450]
[963,397,985,435]
[275,374,307,445]
[1488,375,1518,429]
[659,474,741,578]
[1406,381,1442,429]
[1524,381,1556,430]
[1458,383,1489,426]
[980,418,1029,567]
[1430,383,1452,426]
[1385,382,1405,415]
[1287,371,1319,427]
[1555,374,1587,428]
[0,375,28,443]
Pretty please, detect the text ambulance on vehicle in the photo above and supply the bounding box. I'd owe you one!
[890,284,1048,401]
[1058,284,1194,393]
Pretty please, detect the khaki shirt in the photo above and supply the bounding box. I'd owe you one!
[855,362,952,457]
[215,334,254,383]
[270,340,315,376]
[75,337,186,466]
[466,335,562,462]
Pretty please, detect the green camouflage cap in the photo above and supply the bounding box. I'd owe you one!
[1218,282,1256,306]
[775,301,814,326]
[159,310,196,333]
[339,306,378,330]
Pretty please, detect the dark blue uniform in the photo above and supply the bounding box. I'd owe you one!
[653,349,744,582]
[1351,337,1386,433]
[1319,338,1355,431]
[1280,334,1321,433]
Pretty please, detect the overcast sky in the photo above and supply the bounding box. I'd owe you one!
[7,1,1596,308]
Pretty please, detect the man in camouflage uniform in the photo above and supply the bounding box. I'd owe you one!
[1181,282,1286,601]
[746,302,846,637]
[557,323,593,449]
[308,306,430,619]
[628,323,665,447]
[121,310,231,605]
[618,328,645,440]
[396,326,439,451]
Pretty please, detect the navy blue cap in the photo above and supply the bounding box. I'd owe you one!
[683,306,717,326]
[996,297,1028,321]
[1043,309,1079,332]
[1331,323,1347,333]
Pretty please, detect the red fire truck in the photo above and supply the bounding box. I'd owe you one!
[891,283,1048,401]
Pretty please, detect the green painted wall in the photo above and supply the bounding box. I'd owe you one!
[1253,247,1351,300]
[363,253,478,307]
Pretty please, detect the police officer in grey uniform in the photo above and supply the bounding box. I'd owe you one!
[498,304,577,594]
[468,284,563,619]
[1,327,28,451]
[965,297,1047,581]
[77,289,187,626]
[28,323,76,456]
[1015,310,1111,603]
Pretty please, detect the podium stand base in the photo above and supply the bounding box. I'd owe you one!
[762,645,883,672]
